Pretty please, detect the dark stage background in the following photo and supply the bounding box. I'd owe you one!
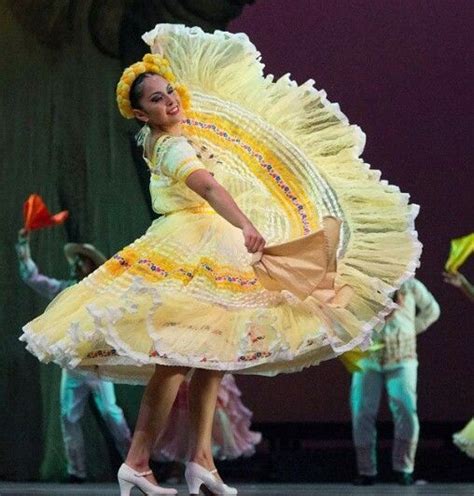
[0,0,472,483]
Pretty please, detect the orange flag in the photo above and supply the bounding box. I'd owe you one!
[23,194,69,231]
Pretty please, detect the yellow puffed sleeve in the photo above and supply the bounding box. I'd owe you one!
[157,136,206,182]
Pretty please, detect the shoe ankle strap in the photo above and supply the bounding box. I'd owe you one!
[135,469,153,477]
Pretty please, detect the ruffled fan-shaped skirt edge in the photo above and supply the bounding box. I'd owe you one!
[20,210,399,384]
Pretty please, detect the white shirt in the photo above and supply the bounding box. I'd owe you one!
[369,278,440,367]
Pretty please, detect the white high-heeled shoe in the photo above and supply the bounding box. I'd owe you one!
[185,461,238,495]
[117,463,177,495]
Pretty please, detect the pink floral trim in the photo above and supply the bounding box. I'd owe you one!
[238,351,272,362]
[185,118,311,234]
[138,258,169,276]
[112,254,131,267]
[86,349,118,359]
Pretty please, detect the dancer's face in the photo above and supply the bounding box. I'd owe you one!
[133,75,183,130]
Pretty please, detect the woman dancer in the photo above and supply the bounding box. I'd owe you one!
[21,25,420,495]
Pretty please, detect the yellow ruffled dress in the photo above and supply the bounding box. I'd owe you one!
[21,24,421,384]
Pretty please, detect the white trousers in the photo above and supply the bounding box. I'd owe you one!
[60,369,131,478]
[350,359,419,475]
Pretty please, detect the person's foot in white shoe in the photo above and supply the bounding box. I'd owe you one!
[185,461,237,495]
[117,463,177,495]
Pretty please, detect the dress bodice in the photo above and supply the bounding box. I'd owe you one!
[144,134,207,215]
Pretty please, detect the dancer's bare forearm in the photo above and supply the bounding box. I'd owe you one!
[186,170,265,253]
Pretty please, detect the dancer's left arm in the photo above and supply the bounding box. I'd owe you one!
[412,279,441,334]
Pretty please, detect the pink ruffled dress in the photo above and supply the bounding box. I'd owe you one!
[155,375,261,461]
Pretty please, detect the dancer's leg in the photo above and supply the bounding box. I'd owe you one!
[386,361,419,474]
[91,378,131,459]
[60,370,90,480]
[351,365,384,476]
[125,365,188,475]
[188,369,224,471]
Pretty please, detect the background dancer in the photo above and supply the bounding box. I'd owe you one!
[350,278,440,485]
[16,228,131,483]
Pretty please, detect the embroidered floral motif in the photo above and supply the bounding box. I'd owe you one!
[113,254,131,267]
[138,258,169,276]
[86,349,118,359]
[238,351,272,362]
[85,346,274,365]
[149,350,168,358]
[86,348,168,359]
[103,249,259,291]
[185,117,311,233]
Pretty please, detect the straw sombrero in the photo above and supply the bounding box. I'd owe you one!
[64,243,107,268]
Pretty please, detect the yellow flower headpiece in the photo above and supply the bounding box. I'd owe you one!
[116,53,191,119]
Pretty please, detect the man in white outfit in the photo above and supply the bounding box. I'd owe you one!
[350,278,440,485]
[16,229,131,482]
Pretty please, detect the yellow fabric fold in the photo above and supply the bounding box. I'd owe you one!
[339,344,385,373]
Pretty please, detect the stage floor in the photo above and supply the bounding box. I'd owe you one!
[1,482,474,495]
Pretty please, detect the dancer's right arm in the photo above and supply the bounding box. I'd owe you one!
[186,170,266,254]
[443,271,474,302]
[16,229,70,300]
